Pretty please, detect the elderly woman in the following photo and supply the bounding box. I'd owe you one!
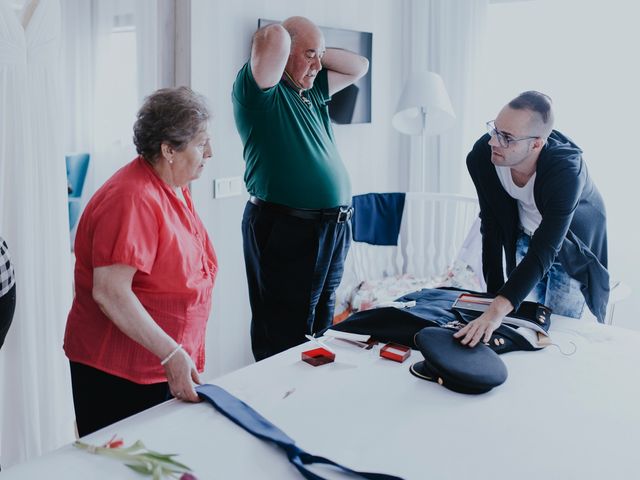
[64,87,217,437]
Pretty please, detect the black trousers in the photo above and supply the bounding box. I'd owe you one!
[0,284,16,350]
[242,201,351,361]
[70,361,172,437]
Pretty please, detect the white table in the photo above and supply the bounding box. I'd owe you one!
[5,316,640,479]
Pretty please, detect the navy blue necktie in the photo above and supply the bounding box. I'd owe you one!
[197,384,403,480]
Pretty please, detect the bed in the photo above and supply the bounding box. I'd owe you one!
[335,192,482,322]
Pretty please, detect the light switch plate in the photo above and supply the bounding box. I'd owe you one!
[213,176,243,199]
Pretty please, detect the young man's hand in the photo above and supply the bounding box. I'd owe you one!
[453,295,513,347]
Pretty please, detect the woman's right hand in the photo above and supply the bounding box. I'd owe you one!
[163,348,202,403]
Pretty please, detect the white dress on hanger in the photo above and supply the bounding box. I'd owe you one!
[0,0,75,467]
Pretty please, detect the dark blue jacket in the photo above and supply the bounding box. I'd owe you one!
[467,131,609,322]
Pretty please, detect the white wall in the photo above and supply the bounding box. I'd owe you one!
[190,0,406,379]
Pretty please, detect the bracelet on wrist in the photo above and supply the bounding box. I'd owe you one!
[160,344,182,366]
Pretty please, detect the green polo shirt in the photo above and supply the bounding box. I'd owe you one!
[232,63,351,209]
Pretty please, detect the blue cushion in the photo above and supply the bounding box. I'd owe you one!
[66,153,90,199]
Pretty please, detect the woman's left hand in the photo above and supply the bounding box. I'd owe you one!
[164,348,202,403]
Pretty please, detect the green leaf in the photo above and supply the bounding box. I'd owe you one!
[76,438,195,479]
[125,463,153,475]
[142,452,177,461]
[165,459,191,471]
[152,463,163,480]
[119,440,147,453]
[139,453,191,471]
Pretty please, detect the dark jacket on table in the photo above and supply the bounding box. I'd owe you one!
[466,131,609,322]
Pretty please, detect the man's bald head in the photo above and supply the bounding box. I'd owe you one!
[280,16,325,91]
[282,16,323,47]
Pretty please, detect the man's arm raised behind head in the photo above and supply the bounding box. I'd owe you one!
[250,24,291,90]
[322,48,369,96]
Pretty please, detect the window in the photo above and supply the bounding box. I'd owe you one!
[93,7,138,183]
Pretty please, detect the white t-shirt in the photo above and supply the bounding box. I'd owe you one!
[495,166,542,234]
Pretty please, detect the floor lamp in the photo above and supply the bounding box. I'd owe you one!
[392,70,456,192]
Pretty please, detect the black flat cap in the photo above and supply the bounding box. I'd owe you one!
[410,327,508,394]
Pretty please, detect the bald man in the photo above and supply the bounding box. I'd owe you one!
[456,91,609,347]
[232,16,369,360]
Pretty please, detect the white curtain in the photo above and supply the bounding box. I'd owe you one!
[0,0,76,467]
[135,0,160,103]
[401,0,489,194]
[91,0,163,194]
[60,0,93,154]
[90,0,138,193]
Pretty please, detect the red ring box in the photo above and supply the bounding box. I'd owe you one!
[301,347,336,367]
[380,343,411,363]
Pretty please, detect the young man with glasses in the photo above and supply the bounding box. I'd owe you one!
[455,91,609,347]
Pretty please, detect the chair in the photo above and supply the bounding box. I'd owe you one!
[66,153,90,231]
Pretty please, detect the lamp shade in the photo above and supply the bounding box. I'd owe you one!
[392,70,456,136]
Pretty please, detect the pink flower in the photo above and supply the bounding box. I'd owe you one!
[103,434,124,449]
[180,474,199,480]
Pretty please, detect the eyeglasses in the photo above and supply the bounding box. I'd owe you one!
[486,121,539,148]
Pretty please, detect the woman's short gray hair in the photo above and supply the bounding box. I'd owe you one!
[133,87,210,163]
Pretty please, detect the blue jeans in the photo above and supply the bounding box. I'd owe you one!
[515,232,585,318]
[242,201,351,361]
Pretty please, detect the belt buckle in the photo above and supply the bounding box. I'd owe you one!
[337,206,353,224]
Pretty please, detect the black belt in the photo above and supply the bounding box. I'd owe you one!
[249,196,353,223]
